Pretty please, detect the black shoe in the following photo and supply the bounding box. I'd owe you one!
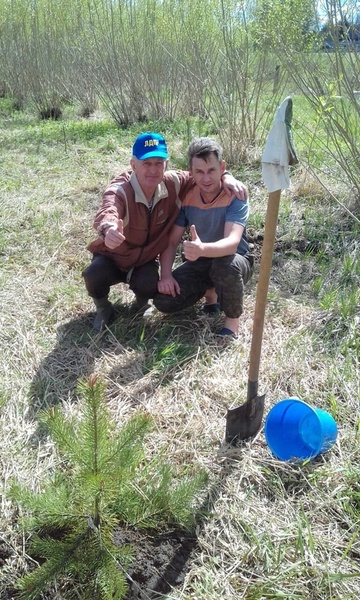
[93,298,114,331]
[129,296,151,315]
[203,302,221,315]
[135,296,151,311]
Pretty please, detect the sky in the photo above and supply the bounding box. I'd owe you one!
[317,0,360,25]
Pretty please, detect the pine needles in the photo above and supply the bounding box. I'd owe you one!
[10,375,208,599]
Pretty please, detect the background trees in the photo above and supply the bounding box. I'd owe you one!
[0,0,359,199]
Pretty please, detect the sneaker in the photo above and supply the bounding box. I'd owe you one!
[142,302,157,318]
[216,327,238,339]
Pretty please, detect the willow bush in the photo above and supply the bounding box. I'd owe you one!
[0,0,287,147]
[180,0,289,162]
[0,0,71,116]
[0,0,359,197]
[254,0,360,200]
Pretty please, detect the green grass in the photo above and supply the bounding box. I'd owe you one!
[141,328,197,378]
[9,377,207,599]
[0,105,359,599]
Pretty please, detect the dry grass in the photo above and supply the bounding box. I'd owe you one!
[0,110,359,599]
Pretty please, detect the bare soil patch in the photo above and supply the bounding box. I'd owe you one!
[115,526,197,599]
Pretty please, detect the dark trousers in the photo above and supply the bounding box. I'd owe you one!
[82,254,159,300]
[153,254,253,318]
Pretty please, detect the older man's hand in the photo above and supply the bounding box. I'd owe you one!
[158,276,180,296]
[222,173,248,200]
[104,219,126,249]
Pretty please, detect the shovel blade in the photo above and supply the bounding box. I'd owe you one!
[225,394,265,444]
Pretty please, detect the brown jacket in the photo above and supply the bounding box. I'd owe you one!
[87,170,194,271]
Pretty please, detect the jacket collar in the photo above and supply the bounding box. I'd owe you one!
[130,172,169,207]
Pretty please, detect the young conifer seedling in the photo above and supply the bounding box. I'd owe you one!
[10,375,208,600]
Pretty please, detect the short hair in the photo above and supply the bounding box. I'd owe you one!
[187,137,223,168]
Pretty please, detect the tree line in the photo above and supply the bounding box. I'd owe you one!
[0,0,359,198]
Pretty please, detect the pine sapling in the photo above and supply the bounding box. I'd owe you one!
[10,374,208,599]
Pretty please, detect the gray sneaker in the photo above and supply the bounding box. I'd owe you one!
[142,302,157,318]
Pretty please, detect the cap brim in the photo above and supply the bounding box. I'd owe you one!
[138,150,168,160]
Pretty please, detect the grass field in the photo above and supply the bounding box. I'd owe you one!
[0,102,359,599]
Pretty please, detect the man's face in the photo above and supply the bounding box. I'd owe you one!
[131,157,168,195]
[190,154,225,200]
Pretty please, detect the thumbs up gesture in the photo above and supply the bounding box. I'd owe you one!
[183,224,204,261]
[104,219,126,249]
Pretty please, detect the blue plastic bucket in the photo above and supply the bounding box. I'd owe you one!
[264,398,338,461]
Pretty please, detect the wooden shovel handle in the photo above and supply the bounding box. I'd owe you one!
[248,189,281,385]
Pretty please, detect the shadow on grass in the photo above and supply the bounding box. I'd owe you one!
[27,301,229,437]
[119,473,227,599]
[28,313,102,416]
[24,294,336,598]
[121,449,337,599]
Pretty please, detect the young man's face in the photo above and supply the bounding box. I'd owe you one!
[190,154,226,201]
[131,157,168,197]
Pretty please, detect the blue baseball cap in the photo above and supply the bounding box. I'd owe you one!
[132,132,168,160]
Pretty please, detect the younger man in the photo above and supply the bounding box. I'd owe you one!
[153,137,253,337]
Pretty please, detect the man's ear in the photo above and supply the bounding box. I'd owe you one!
[220,160,226,174]
[130,157,136,171]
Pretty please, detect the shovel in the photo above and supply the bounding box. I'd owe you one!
[225,189,281,443]
[225,96,298,444]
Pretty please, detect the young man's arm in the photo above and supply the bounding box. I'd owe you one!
[158,224,186,296]
[183,222,244,262]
